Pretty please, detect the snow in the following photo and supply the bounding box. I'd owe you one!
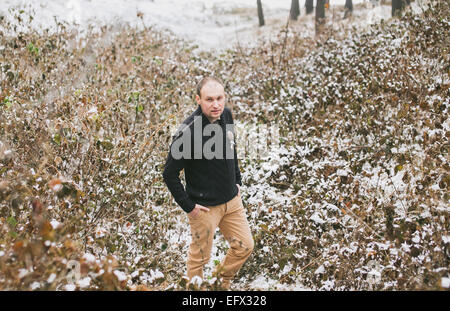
[189,275,202,287]
[50,220,61,229]
[82,252,97,263]
[286,234,297,242]
[113,270,127,281]
[310,212,325,224]
[149,269,164,282]
[47,273,57,283]
[78,277,91,288]
[64,284,76,291]
[30,281,40,290]
[18,269,31,279]
[2,0,371,51]
[315,265,325,275]
[400,242,411,253]
[336,168,350,177]
[249,275,310,290]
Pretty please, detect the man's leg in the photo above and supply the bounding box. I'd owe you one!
[186,206,223,284]
[216,194,254,289]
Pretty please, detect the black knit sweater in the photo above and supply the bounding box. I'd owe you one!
[162,105,242,213]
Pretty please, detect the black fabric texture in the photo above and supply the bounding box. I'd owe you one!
[162,105,242,213]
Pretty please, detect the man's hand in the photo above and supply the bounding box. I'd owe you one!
[188,204,210,219]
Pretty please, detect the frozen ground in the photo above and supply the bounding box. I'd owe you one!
[0,0,404,51]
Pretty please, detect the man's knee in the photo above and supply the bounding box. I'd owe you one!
[233,237,254,257]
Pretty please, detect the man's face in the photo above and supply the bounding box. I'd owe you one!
[196,81,226,123]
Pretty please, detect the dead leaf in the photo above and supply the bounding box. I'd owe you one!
[48,178,63,192]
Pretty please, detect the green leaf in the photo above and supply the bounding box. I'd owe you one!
[27,42,39,55]
[7,216,17,227]
[100,140,114,150]
[2,96,12,108]
[53,133,61,145]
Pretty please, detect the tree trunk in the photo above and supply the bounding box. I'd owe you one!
[316,0,325,23]
[344,0,353,19]
[290,0,300,20]
[315,0,325,33]
[305,0,314,15]
[392,0,404,17]
[257,0,265,27]
[345,0,353,12]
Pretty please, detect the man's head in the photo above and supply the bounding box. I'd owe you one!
[196,76,226,123]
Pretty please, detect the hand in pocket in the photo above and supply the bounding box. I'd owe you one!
[188,204,210,219]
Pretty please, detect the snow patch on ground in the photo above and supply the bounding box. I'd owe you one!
[2,0,384,51]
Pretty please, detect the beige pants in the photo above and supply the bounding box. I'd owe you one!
[186,192,254,288]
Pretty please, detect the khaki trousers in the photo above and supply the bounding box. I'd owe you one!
[186,192,254,288]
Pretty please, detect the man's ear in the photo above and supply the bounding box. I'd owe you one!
[195,94,201,105]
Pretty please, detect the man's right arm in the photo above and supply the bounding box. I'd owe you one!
[162,142,196,214]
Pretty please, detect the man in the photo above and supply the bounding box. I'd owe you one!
[162,76,254,290]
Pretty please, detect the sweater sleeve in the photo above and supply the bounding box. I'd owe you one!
[162,137,196,213]
[227,108,243,186]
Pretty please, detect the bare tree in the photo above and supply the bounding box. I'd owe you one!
[344,0,353,19]
[316,0,325,26]
[257,0,265,26]
[392,0,405,17]
[305,0,314,15]
[290,0,300,20]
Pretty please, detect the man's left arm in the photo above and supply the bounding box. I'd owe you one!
[234,145,242,186]
[227,108,242,186]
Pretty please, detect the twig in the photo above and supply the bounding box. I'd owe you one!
[234,18,250,67]
[126,113,177,173]
[298,254,324,273]
[340,201,385,240]
[278,14,291,67]
[350,145,371,150]
[388,174,409,217]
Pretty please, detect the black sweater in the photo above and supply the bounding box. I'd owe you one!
[162,105,242,213]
